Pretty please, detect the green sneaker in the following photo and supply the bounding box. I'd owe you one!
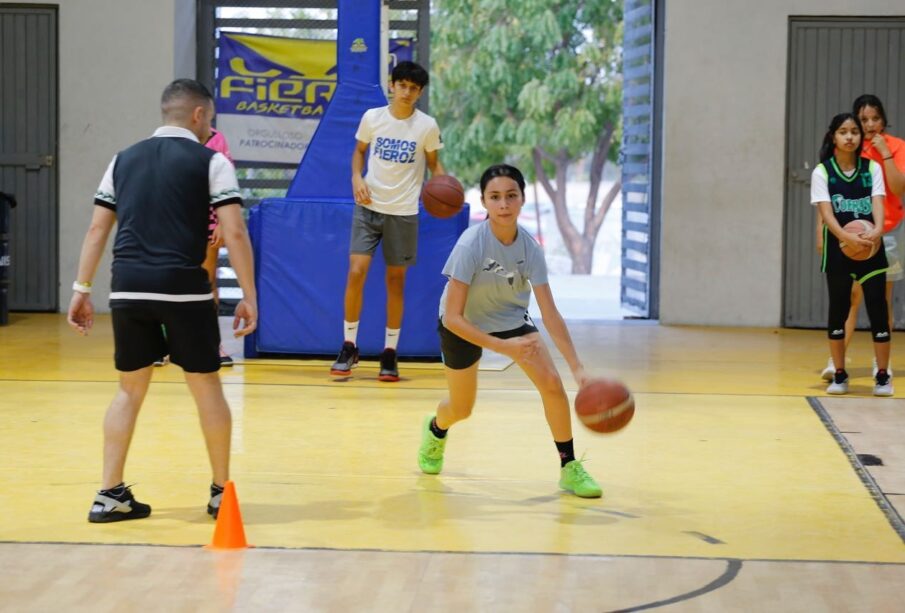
[418,415,447,474]
[559,459,603,498]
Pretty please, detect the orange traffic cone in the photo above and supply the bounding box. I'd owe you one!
[206,480,250,550]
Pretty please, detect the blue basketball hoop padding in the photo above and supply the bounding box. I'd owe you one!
[244,0,468,358]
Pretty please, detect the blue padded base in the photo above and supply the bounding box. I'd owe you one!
[245,199,469,358]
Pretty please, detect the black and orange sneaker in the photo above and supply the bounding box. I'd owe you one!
[378,348,400,382]
[330,341,359,376]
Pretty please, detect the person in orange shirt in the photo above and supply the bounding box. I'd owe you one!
[819,94,905,381]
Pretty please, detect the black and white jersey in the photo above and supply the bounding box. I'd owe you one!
[94,126,241,304]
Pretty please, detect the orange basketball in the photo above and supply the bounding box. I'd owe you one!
[575,378,635,434]
[839,219,879,261]
[421,175,464,219]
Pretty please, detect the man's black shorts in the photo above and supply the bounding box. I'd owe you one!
[111,301,221,373]
[438,319,538,370]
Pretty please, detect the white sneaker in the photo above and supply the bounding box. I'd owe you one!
[821,357,836,381]
[874,375,894,397]
[826,375,849,395]
[872,358,893,378]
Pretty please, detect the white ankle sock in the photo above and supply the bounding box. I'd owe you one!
[344,320,359,345]
[385,327,400,350]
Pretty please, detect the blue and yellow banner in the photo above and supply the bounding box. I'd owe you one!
[216,32,413,163]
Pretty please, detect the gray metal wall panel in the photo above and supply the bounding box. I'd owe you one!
[0,7,58,311]
[784,18,905,329]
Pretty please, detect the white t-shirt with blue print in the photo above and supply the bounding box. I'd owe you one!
[355,106,443,216]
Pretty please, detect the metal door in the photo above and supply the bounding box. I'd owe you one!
[0,6,58,311]
[784,18,905,327]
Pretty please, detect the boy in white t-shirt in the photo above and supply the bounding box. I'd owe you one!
[331,61,445,381]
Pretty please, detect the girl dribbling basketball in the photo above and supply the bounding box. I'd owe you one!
[417,164,602,497]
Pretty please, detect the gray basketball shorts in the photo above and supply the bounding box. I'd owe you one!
[349,205,418,267]
[883,222,905,282]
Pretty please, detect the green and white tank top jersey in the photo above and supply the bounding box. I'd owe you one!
[439,221,548,333]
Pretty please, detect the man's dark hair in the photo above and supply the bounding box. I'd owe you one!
[161,79,214,119]
[391,61,429,88]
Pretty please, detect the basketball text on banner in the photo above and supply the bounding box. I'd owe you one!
[215,33,413,164]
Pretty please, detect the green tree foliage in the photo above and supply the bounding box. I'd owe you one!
[432,0,623,273]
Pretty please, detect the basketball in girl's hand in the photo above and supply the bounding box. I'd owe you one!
[839,219,880,261]
[422,175,465,218]
[575,378,635,434]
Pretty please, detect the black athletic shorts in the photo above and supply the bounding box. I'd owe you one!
[438,319,538,370]
[111,301,221,373]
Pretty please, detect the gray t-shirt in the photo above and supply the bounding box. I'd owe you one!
[439,221,548,332]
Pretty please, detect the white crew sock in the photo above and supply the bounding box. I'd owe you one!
[344,320,359,345]
[385,327,400,350]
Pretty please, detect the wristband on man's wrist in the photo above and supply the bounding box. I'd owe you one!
[72,281,92,294]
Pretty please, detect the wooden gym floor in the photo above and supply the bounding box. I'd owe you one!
[1,313,904,611]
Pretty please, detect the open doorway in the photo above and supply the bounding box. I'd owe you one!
[463,168,630,321]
